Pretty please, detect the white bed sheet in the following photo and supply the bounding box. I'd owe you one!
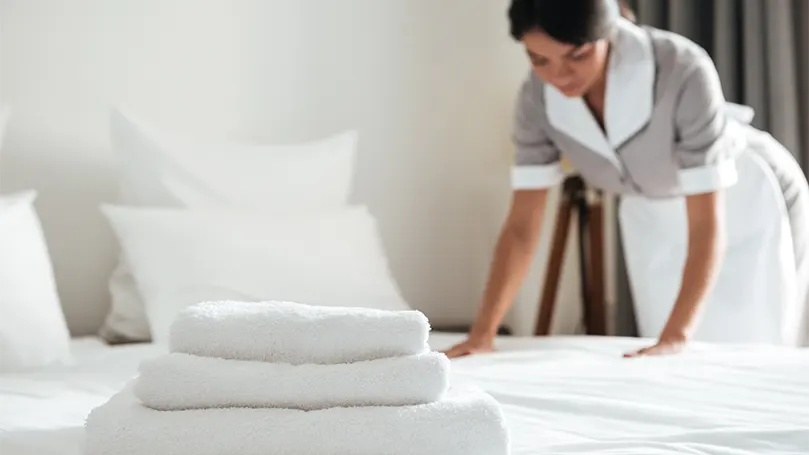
[2,333,808,455]
[436,334,809,454]
[0,338,165,455]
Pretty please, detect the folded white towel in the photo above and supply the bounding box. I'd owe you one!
[133,350,451,411]
[169,300,431,364]
[84,383,509,455]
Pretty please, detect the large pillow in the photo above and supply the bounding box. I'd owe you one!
[0,191,72,372]
[102,204,410,342]
[109,108,359,209]
[101,108,359,343]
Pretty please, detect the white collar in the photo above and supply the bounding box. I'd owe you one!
[544,18,655,170]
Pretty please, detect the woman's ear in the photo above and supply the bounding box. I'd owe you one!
[618,0,637,23]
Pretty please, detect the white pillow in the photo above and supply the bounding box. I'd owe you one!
[102,204,410,342]
[101,108,359,343]
[0,191,72,372]
[109,108,359,209]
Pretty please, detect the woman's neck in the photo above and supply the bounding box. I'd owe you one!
[584,77,607,130]
[583,44,612,131]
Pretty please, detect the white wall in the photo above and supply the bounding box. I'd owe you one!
[0,0,611,337]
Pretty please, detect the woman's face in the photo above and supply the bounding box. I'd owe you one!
[521,29,610,98]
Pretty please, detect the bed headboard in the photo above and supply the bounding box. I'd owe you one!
[0,0,595,337]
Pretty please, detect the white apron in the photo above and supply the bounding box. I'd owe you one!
[619,124,801,345]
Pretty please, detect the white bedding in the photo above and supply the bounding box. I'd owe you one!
[2,333,808,455]
[0,338,165,455]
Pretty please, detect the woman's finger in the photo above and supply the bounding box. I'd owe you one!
[624,346,651,357]
[443,344,469,358]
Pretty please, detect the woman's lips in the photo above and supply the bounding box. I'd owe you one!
[558,82,582,95]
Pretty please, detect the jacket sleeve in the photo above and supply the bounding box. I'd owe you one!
[673,54,745,195]
[511,76,565,190]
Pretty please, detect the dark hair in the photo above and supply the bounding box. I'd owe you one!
[508,0,636,44]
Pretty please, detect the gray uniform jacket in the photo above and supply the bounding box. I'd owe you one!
[511,18,748,198]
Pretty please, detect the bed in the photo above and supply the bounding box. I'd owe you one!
[3,332,808,455]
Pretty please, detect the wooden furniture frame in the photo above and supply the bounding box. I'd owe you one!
[534,175,607,336]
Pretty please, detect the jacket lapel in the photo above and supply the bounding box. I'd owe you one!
[545,85,617,168]
[545,18,655,171]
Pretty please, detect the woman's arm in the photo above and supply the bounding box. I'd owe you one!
[626,189,727,357]
[444,189,549,358]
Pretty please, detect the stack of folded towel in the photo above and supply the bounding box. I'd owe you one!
[83,301,509,455]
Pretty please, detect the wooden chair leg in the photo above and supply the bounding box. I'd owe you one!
[534,179,575,336]
[535,176,607,337]
[586,192,607,335]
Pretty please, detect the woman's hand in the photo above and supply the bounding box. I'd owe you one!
[626,192,725,358]
[443,189,548,360]
[624,330,687,357]
[443,335,494,358]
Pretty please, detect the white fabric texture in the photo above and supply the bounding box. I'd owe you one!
[83,303,503,454]
[4,334,809,455]
[168,301,428,364]
[101,205,411,342]
[109,107,358,210]
[675,118,747,196]
[0,190,71,372]
[101,107,358,343]
[510,164,566,190]
[83,382,508,455]
[621,137,802,345]
[133,350,450,411]
[676,156,740,195]
[440,334,809,455]
[0,338,165,455]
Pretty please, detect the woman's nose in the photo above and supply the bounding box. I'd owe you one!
[549,63,575,84]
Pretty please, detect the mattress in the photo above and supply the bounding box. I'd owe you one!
[2,333,808,455]
[439,335,809,454]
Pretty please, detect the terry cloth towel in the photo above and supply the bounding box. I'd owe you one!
[84,383,510,455]
[169,300,431,364]
[133,351,451,411]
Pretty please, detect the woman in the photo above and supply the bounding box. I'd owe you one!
[446,0,809,358]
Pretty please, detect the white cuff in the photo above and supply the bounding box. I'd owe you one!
[678,159,738,195]
[724,102,755,125]
[511,164,565,190]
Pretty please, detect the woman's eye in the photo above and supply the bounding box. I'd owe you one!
[570,51,590,61]
[531,58,548,67]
